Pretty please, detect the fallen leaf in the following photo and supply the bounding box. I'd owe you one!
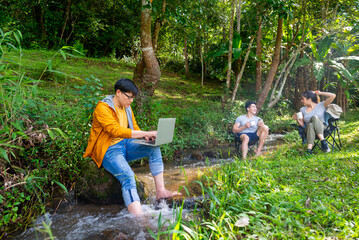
[235,215,249,227]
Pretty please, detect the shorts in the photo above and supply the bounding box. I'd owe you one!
[237,131,259,145]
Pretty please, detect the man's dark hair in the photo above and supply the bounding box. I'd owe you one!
[301,90,318,103]
[245,101,256,112]
[114,78,138,96]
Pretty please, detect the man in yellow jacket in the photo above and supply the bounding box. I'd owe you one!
[83,78,175,216]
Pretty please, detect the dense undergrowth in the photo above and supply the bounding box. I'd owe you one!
[1,29,358,238]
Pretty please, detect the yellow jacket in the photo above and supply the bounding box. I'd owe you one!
[83,96,140,167]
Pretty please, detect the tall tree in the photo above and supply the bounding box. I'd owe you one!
[225,0,237,89]
[256,16,283,112]
[152,0,166,52]
[221,0,237,107]
[255,12,263,94]
[230,35,255,104]
[133,0,161,113]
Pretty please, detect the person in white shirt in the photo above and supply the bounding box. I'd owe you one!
[232,101,269,159]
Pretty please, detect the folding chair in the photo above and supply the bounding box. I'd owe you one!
[312,113,342,151]
[291,112,342,152]
[230,132,258,156]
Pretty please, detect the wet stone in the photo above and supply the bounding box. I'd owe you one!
[190,151,204,160]
[75,160,145,204]
[102,229,129,240]
[153,196,204,210]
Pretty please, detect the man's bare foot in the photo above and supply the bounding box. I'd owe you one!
[128,201,144,217]
[156,189,182,200]
[254,149,262,156]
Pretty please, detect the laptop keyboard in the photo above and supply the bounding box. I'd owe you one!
[135,139,155,145]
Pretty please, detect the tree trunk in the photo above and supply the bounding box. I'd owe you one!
[133,0,161,112]
[295,68,304,109]
[59,0,72,45]
[221,0,237,107]
[232,0,242,82]
[256,17,283,112]
[268,16,306,109]
[230,35,255,104]
[255,13,262,94]
[200,42,204,88]
[152,0,166,52]
[222,0,240,108]
[295,53,305,109]
[225,0,236,89]
[33,5,47,45]
[268,45,302,108]
[309,63,317,90]
[184,35,189,78]
[336,83,347,114]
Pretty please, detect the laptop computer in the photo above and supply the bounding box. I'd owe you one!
[133,118,176,146]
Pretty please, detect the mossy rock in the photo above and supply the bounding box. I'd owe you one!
[75,160,146,205]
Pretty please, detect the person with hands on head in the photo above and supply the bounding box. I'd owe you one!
[83,78,179,217]
[292,90,336,154]
[232,101,269,159]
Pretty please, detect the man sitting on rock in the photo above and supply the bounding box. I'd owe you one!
[83,78,178,217]
[232,101,269,159]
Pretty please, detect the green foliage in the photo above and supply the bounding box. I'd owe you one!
[205,33,242,61]
[283,130,301,143]
[74,75,104,116]
[0,29,85,236]
[160,56,185,73]
[0,28,22,61]
[0,0,141,58]
[34,214,55,240]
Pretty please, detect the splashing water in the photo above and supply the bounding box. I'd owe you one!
[15,201,191,240]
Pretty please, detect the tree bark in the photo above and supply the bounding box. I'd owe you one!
[309,63,317,90]
[133,0,161,112]
[225,0,236,89]
[268,14,307,108]
[336,83,347,114]
[59,0,72,45]
[295,53,305,109]
[222,0,239,108]
[184,35,189,78]
[268,48,300,108]
[256,17,283,112]
[255,13,263,94]
[200,42,204,87]
[230,35,255,104]
[152,0,166,52]
[232,0,242,83]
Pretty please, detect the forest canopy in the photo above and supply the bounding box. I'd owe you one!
[1,0,359,109]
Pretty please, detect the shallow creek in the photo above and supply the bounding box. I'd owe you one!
[14,135,284,240]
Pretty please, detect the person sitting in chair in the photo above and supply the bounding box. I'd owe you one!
[232,101,269,159]
[292,90,336,154]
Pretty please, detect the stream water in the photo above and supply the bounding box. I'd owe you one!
[14,135,284,240]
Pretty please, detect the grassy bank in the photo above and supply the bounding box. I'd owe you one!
[157,113,359,239]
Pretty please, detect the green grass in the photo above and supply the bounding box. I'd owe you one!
[158,112,359,239]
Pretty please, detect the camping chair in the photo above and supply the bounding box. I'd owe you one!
[291,111,342,152]
[230,132,259,156]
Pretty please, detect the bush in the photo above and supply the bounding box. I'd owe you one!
[160,56,185,73]
[0,29,96,236]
